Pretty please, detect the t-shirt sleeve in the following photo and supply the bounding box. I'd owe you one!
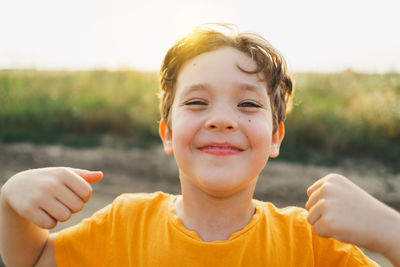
[312,234,379,266]
[54,199,116,267]
[282,205,379,267]
[54,192,168,267]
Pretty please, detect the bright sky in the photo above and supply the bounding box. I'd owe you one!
[1,0,399,73]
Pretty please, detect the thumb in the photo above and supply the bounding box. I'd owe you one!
[69,168,103,183]
[81,171,103,183]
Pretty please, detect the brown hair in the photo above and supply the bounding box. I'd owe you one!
[159,23,294,133]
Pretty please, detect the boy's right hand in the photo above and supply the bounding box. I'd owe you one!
[1,167,103,229]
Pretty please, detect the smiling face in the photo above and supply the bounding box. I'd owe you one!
[159,47,284,197]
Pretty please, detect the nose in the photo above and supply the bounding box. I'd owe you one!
[204,105,238,131]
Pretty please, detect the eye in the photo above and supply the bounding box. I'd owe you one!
[184,100,207,106]
[238,101,262,108]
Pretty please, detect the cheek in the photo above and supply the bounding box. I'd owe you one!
[245,116,273,149]
[171,110,202,147]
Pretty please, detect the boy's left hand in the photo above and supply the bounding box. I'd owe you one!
[306,173,400,258]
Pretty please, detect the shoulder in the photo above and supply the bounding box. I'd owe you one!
[255,201,314,246]
[255,200,309,227]
[113,191,171,204]
[108,191,172,218]
[58,191,172,233]
[112,191,171,209]
[254,201,378,266]
[54,192,174,266]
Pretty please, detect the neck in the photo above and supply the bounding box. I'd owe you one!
[175,177,258,242]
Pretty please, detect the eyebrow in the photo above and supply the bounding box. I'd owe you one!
[181,82,265,95]
[181,83,208,94]
[237,83,266,93]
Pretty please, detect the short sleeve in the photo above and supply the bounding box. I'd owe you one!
[54,193,165,267]
[312,234,379,266]
[54,202,114,267]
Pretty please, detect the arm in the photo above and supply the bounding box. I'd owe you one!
[0,167,102,267]
[0,191,50,266]
[306,174,400,266]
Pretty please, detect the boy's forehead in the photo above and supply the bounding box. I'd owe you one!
[179,47,258,75]
[176,47,267,94]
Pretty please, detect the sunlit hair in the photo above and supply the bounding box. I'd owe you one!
[159,23,294,133]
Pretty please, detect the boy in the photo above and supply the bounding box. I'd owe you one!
[1,24,400,266]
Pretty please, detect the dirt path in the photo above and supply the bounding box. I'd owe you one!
[1,143,398,266]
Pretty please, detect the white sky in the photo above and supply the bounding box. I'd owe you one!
[1,0,399,73]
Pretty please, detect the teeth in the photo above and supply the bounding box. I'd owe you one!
[205,146,233,149]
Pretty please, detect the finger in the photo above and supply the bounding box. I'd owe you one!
[33,208,58,229]
[307,199,325,225]
[311,214,336,239]
[54,185,85,213]
[40,197,72,223]
[23,207,58,229]
[306,176,328,197]
[61,168,94,202]
[305,184,325,211]
[68,168,103,183]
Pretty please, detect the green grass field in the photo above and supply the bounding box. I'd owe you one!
[283,71,400,169]
[1,69,399,170]
[0,70,160,147]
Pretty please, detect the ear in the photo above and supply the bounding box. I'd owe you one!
[269,122,285,158]
[159,119,173,155]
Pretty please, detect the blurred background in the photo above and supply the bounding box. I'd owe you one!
[0,0,399,266]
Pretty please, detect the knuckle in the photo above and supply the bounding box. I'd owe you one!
[328,173,345,182]
[319,184,328,196]
[320,183,335,196]
[81,184,93,202]
[59,167,72,179]
[54,167,74,181]
[59,166,70,174]
[325,173,336,181]
[320,198,331,212]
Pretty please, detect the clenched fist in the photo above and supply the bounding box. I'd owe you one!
[1,167,103,229]
[306,173,400,261]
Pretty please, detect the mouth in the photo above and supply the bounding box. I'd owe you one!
[198,142,244,156]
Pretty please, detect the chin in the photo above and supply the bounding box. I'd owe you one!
[195,175,256,198]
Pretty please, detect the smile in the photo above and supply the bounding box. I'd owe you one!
[198,143,244,156]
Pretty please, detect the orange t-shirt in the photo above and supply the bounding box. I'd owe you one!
[55,192,378,266]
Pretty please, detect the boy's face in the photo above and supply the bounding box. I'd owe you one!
[160,47,284,197]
